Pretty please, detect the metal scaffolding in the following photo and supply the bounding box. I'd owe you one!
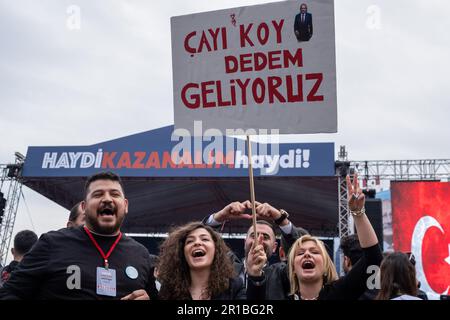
[352,159,450,181]
[335,146,450,239]
[336,146,353,239]
[337,174,352,237]
[0,153,25,266]
[1,146,449,266]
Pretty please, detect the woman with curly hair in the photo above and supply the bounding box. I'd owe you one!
[157,222,248,300]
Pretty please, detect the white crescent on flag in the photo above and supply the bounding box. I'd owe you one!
[411,216,449,297]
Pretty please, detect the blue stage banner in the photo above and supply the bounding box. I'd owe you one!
[23,126,335,177]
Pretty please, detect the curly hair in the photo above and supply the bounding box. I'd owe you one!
[158,222,236,300]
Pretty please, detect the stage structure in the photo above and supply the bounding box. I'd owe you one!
[0,153,25,266]
[1,130,449,265]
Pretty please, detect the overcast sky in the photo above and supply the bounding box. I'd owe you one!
[1,0,449,262]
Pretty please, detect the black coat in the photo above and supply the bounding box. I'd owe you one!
[0,226,157,300]
[213,277,246,300]
[159,277,246,300]
[202,213,307,300]
[294,12,313,41]
[245,261,290,300]
[252,244,383,300]
[231,223,305,300]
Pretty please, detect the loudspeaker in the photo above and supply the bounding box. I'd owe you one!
[364,198,383,247]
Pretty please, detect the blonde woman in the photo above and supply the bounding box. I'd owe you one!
[248,174,383,300]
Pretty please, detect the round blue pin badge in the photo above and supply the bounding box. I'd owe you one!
[125,266,138,279]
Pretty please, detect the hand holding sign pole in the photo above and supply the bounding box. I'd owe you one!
[171,0,337,244]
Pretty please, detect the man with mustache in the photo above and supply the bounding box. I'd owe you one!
[0,172,157,300]
[203,201,307,299]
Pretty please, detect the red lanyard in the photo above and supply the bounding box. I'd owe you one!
[84,226,122,269]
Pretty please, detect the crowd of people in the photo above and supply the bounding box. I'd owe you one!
[0,171,427,300]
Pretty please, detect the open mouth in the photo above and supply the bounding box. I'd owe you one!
[302,260,315,269]
[192,249,206,258]
[98,207,116,216]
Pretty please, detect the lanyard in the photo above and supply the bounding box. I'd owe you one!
[84,226,122,269]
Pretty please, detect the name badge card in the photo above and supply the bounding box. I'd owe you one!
[96,267,117,297]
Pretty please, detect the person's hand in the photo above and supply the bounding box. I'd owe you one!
[253,201,287,225]
[121,289,150,300]
[246,234,267,277]
[213,201,252,223]
[346,173,365,212]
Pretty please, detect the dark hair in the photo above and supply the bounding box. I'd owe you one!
[84,171,124,197]
[247,220,277,238]
[376,252,418,300]
[340,234,363,265]
[149,254,159,269]
[280,226,308,254]
[13,230,38,256]
[256,219,275,229]
[149,254,160,279]
[68,202,82,222]
[158,222,235,300]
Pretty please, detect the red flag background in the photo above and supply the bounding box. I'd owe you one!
[391,181,450,298]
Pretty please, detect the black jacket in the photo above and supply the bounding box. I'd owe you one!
[0,261,19,287]
[159,277,246,300]
[314,244,383,300]
[213,277,246,300]
[294,12,313,41]
[244,261,291,300]
[253,243,383,300]
[0,226,157,300]
[202,214,306,300]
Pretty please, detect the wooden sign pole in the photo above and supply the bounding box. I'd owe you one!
[246,135,258,241]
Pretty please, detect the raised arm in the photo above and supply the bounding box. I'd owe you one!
[323,174,382,299]
[252,201,307,253]
[346,173,378,248]
[202,201,253,229]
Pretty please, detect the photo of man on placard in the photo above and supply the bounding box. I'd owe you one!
[294,3,313,42]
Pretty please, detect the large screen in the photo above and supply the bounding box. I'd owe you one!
[391,181,450,299]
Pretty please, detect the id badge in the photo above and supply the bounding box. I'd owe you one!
[96,267,117,297]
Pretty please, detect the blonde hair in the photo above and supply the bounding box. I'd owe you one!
[288,235,339,295]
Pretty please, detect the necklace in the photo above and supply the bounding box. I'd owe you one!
[300,295,319,300]
[295,293,319,300]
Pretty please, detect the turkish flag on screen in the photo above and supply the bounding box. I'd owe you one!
[391,181,450,297]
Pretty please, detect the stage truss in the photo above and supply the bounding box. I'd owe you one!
[1,148,449,265]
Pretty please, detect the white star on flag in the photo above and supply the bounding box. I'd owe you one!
[445,244,450,265]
